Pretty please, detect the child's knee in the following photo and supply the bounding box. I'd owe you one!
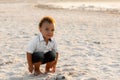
[34,62,41,66]
[46,62,52,68]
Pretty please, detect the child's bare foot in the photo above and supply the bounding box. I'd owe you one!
[45,69,55,74]
[34,70,43,76]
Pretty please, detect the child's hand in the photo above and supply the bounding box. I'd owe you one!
[51,60,57,72]
[28,65,34,73]
[52,65,56,72]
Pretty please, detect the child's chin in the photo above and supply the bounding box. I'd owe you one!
[46,37,51,40]
[47,36,52,39]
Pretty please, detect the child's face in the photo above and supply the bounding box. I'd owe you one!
[40,22,55,40]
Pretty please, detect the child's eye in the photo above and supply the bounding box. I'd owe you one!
[45,28,49,31]
[52,29,54,32]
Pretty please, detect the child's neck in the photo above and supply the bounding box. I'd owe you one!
[43,37,49,45]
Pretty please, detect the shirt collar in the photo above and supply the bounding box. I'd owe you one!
[39,32,52,42]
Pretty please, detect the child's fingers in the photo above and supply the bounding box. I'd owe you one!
[28,67,34,73]
[52,66,56,72]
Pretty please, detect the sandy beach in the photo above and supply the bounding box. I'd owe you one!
[0,0,120,80]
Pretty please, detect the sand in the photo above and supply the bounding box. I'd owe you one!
[0,0,120,80]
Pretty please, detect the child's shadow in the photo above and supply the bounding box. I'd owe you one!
[23,72,54,80]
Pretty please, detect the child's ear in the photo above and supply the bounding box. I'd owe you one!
[39,27,42,32]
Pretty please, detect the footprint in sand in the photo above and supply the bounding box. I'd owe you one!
[83,77,97,80]
[46,73,72,80]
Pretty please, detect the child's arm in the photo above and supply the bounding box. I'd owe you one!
[55,52,59,65]
[52,52,59,72]
[27,52,34,73]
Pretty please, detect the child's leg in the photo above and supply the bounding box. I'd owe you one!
[32,52,44,75]
[45,61,55,73]
[44,50,56,73]
[33,62,42,75]
[45,62,52,72]
[45,62,51,72]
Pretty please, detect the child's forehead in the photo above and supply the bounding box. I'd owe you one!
[42,22,55,28]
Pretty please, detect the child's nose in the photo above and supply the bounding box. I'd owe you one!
[48,31,53,34]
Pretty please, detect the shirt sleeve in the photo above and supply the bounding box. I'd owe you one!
[53,40,58,53]
[26,37,37,54]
